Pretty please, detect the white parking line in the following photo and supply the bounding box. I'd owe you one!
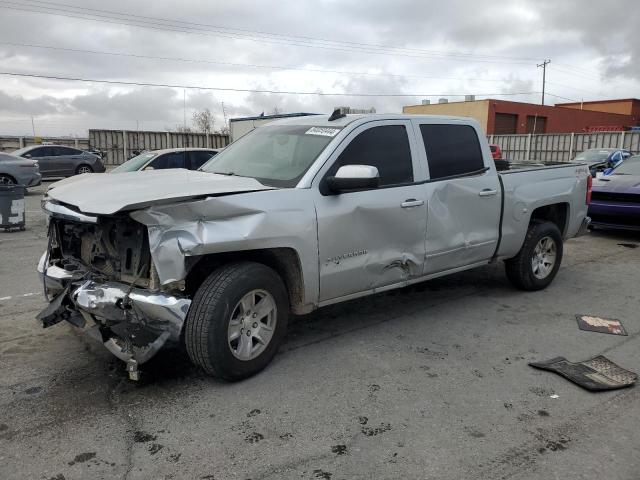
[0,292,41,302]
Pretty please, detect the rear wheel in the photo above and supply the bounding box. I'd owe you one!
[184,262,289,381]
[0,174,16,185]
[505,221,563,291]
[75,164,93,175]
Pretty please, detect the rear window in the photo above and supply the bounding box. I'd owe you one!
[420,125,485,180]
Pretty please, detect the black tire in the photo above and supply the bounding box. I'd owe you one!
[505,221,563,291]
[0,174,16,185]
[75,164,93,175]
[184,262,289,381]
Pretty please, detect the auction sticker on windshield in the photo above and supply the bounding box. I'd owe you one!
[305,127,340,137]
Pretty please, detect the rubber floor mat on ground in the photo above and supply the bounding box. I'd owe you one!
[529,356,637,391]
[576,315,627,336]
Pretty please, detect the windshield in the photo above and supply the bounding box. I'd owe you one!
[573,150,612,162]
[202,125,341,187]
[112,152,157,173]
[612,157,640,175]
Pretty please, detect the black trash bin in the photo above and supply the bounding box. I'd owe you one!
[0,184,26,232]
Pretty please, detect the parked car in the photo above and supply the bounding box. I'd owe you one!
[111,148,221,173]
[571,148,632,177]
[37,114,590,381]
[489,144,502,160]
[12,145,105,178]
[0,152,41,187]
[588,156,640,230]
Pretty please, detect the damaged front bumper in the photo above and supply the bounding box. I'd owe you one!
[37,253,191,379]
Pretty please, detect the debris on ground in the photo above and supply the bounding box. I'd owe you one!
[576,314,627,336]
[529,355,637,391]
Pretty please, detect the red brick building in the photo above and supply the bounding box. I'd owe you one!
[556,98,640,118]
[403,99,639,134]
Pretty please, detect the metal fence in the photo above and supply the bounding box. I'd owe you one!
[89,129,230,165]
[489,131,640,162]
[0,135,89,153]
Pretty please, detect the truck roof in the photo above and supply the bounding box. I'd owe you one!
[268,113,477,128]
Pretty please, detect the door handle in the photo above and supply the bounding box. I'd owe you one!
[478,189,498,197]
[401,199,424,208]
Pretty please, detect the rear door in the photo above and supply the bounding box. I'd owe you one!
[413,121,501,274]
[54,146,83,176]
[313,120,427,302]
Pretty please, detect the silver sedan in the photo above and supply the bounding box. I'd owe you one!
[0,152,41,187]
[12,145,105,177]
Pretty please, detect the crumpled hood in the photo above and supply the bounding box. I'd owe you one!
[593,175,640,194]
[45,169,274,215]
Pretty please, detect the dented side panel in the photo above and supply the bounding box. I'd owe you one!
[423,172,502,274]
[130,189,319,308]
[314,184,427,302]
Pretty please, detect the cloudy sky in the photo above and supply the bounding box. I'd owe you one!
[0,0,639,137]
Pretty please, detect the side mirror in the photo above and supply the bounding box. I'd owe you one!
[326,165,380,193]
[24,154,32,159]
[143,166,155,171]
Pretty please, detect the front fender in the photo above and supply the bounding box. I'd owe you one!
[130,189,319,306]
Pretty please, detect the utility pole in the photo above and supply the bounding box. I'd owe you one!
[221,101,228,130]
[537,59,551,106]
[31,116,36,137]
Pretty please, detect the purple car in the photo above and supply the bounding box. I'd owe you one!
[589,156,640,230]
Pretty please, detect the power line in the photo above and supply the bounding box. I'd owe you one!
[0,40,535,84]
[11,0,543,63]
[544,92,580,102]
[0,42,606,99]
[0,70,541,98]
[0,1,536,65]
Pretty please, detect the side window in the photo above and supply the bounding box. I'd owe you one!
[56,146,81,155]
[147,152,185,170]
[189,151,216,170]
[420,124,485,180]
[327,125,413,187]
[28,147,52,158]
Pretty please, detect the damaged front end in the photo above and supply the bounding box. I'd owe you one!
[37,201,191,380]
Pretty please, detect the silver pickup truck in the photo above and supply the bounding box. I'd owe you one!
[37,114,591,380]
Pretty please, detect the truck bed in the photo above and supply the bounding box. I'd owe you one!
[495,160,590,260]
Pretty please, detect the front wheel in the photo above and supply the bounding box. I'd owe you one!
[505,221,563,291]
[184,262,289,381]
[0,174,16,185]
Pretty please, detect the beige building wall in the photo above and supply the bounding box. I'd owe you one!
[403,100,490,133]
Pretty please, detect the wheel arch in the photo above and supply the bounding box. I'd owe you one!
[529,202,569,237]
[0,173,17,184]
[185,247,308,314]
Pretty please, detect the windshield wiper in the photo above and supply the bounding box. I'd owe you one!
[210,171,235,176]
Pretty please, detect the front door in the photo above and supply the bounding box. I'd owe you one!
[314,121,427,302]
[414,122,501,274]
[29,147,57,176]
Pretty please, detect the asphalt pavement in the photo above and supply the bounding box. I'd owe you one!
[1,181,639,480]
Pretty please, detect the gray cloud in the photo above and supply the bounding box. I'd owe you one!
[0,0,637,135]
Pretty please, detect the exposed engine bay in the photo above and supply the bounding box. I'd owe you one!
[38,203,191,380]
[49,214,153,288]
